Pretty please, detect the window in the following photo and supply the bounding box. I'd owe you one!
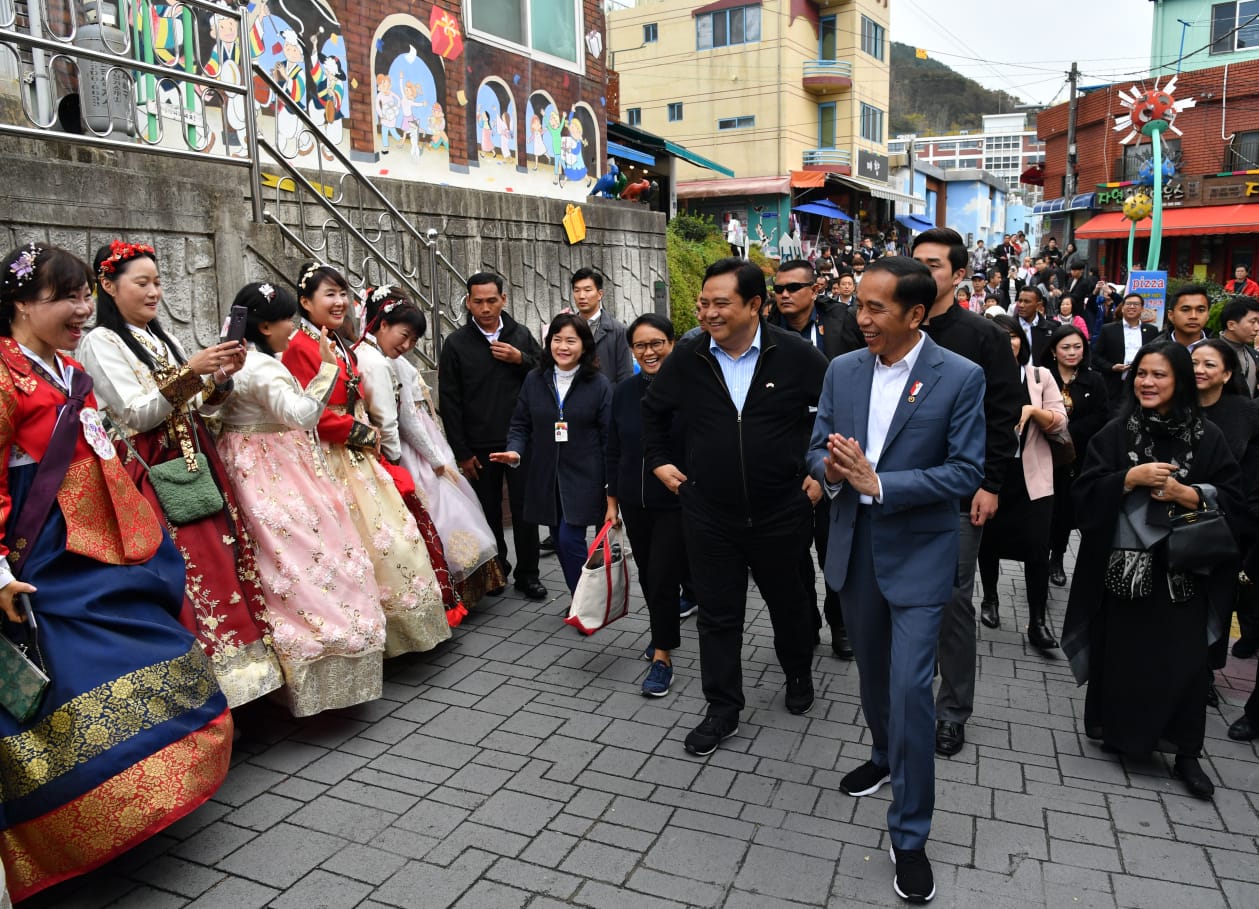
[643,22,658,43]
[468,0,582,67]
[696,5,760,50]
[818,102,836,148]
[1212,2,1259,54]
[860,15,885,61]
[1228,131,1259,169]
[668,102,683,122]
[984,135,1021,151]
[818,15,837,60]
[627,107,641,127]
[718,116,755,130]
[1122,139,1181,180]
[987,154,1022,171]
[860,103,884,143]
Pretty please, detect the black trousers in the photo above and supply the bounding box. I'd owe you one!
[620,502,688,653]
[803,495,845,636]
[682,492,815,723]
[466,447,539,584]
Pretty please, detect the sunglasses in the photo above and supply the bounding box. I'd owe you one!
[773,282,813,294]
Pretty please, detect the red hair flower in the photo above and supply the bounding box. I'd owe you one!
[98,240,155,278]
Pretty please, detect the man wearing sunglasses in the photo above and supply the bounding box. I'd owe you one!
[766,259,865,661]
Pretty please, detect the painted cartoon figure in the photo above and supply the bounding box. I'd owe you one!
[272,29,312,157]
[428,102,449,150]
[400,81,426,158]
[497,110,514,165]
[529,114,545,171]
[546,108,565,185]
[375,73,403,154]
[202,12,245,155]
[563,114,588,184]
[309,30,346,160]
[479,110,494,158]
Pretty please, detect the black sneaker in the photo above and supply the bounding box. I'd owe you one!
[890,844,935,903]
[785,675,814,715]
[683,715,738,756]
[840,760,890,796]
[539,534,556,553]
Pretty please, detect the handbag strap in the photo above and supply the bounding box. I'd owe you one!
[6,367,93,576]
[586,520,617,561]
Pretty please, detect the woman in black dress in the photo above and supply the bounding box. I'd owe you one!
[1042,324,1110,587]
[1062,341,1244,799]
[1192,339,1259,707]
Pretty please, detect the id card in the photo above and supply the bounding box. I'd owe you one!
[554,421,569,443]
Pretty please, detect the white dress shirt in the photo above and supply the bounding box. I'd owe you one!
[861,332,927,504]
[1121,321,1143,365]
[477,317,504,343]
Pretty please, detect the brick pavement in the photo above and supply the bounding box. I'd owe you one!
[24,541,1259,909]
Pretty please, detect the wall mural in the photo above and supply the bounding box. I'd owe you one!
[133,0,604,200]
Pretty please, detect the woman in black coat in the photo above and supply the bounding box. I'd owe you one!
[492,313,611,595]
[1062,341,1244,800]
[1041,324,1110,586]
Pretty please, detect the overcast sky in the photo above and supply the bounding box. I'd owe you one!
[890,0,1156,107]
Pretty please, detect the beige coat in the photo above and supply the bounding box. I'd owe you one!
[1021,365,1069,501]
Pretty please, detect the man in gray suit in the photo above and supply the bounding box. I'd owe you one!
[572,268,634,383]
[808,256,985,904]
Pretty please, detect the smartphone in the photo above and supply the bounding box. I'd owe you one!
[220,304,248,345]
[14,592,35,631]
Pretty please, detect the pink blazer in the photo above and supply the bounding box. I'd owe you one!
[1021,365,1068,501]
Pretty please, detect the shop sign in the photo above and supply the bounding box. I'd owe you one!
[1127,270,1167,327]
[1202,173,1259,203]
[858,150,888,182]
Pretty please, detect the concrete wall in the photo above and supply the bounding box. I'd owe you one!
[0,134,667,357]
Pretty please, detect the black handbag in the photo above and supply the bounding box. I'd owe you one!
[1167,486,1238,574]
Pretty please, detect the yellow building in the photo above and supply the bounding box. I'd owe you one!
[608,0,912,252]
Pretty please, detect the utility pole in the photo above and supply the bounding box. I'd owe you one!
[1064,61,1079,244]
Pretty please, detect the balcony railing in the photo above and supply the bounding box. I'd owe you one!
[803,148,852,168]
[803,59,854,79]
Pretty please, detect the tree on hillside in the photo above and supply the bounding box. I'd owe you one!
[888,41,1025,136]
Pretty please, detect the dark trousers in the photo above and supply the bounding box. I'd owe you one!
[1209,579,1259,670]
[936,515,983,724]
[682,493,815,722]
[803,495,845,637]
[621,503,687,653]
[467,448,539,585]
[979,553,1051,612]
[549,520,587,594]
[1049,467,1076,559]
[841,508,942,850]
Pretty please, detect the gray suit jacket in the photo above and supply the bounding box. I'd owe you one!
[591,311,634,384]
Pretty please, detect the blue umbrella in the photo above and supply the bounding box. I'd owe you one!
[792,200,853,221]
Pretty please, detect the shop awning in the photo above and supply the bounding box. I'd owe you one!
[1032,192,1096,215]
[664,140,735,178]
[676,175,790,199]
[827,173,924,207]
[1075,205,1259,239]
[790,170,828,188]
[896,213,936,233]
[607,141,655,167]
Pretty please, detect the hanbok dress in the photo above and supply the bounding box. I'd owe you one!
[78,326,283,708]
[0,339,231,902]
[282,323,449,656]
[392,354,502,604]
[215,348,386,716]
[355,337,467,623]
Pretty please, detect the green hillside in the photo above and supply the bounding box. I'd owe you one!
[889,41,1026,136]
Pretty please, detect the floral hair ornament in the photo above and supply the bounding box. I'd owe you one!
[98,239,155,278]
[259,282,275,301]
[8,243,38,286]
[298,262,329,292]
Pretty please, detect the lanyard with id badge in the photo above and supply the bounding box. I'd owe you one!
[553,377,569,443]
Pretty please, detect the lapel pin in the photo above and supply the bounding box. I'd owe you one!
[766,381,775,388]
[908,381,923,402]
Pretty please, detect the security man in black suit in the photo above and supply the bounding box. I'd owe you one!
[1092,292,1160,413]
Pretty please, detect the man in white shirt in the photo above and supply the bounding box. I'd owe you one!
[1092,293,1158,414]
[808,256,985,905]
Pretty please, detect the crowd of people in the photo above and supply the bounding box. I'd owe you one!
[3,226,1259,906]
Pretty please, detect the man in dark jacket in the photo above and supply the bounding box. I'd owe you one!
[765,258,864,659]
[1092,293,1160,413]
[439,272,546,599]
[571,267,634,384]
[911,228,1023,758]
[643,258,828,756]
